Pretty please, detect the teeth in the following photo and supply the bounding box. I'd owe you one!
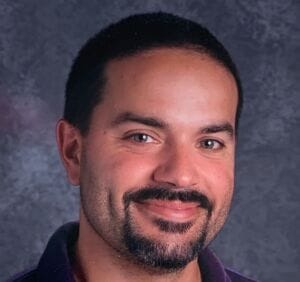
[143,200,199,210]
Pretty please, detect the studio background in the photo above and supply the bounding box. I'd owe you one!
[0,1,299,281]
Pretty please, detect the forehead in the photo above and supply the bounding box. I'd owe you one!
[104,47,237,98]
[106,47,234,78]
[95,47,238,128]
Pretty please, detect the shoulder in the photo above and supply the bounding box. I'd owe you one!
[6,267,37,282]
[226,268,258,282]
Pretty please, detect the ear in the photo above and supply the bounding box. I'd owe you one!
[56,119,82,186]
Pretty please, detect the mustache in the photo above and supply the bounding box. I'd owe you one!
[123,186,213,215]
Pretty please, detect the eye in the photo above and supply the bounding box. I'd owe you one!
[199,139,224,150]
[127,133,156,144]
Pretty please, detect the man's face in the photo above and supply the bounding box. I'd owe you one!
[78,48,238,270]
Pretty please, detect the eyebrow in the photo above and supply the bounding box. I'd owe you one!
[111,111,235,137]
[200,123,235,137]
[111,112,168,128]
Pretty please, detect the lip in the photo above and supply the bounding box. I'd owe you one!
[135,200,200,222]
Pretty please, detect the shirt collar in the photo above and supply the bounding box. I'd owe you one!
[37,222,78,282]
[198,248,231,282]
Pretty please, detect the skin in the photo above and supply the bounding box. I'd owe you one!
[57,47,238,282]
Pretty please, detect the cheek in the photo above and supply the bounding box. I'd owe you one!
[203,160,234,243]
[207,163,234,228]
[109,152,155,190]
[203,158,235,201]
[82,135,157,206]
[101,153,156,216]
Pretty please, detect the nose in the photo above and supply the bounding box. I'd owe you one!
[152,144,199,188]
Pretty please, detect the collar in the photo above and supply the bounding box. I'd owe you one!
[37,222,78,282]
[198,248,231,282]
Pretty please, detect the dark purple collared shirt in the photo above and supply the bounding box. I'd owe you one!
[9,222,256,282]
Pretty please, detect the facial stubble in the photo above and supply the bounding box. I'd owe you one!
[80,175,217,273]
[120,187,212,271]
[122,208,210,271]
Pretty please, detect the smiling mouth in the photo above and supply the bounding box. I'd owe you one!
[135,199,200,222]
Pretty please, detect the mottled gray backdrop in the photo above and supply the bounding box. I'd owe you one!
[0,0,299,281]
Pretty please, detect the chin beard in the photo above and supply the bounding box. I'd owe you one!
[122,210,209,272]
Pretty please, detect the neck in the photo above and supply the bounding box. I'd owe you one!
[73,210,202,282]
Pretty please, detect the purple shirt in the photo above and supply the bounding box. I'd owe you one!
[9,222,256,282]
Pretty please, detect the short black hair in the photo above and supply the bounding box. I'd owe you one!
[64,12,243,135]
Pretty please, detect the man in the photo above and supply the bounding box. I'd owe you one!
[10,12,256,282]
